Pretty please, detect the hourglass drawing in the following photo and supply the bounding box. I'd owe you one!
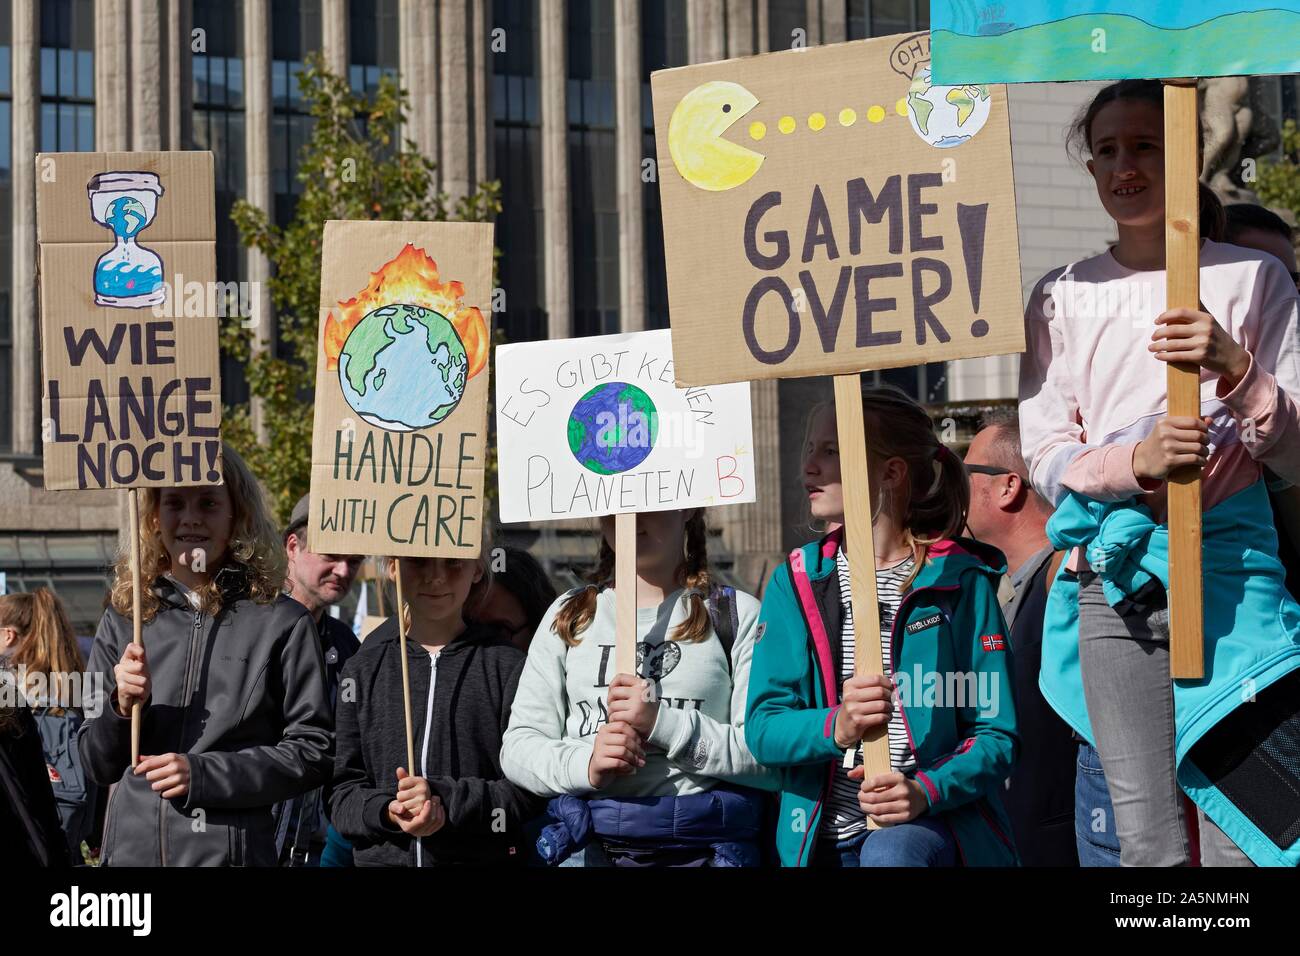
[87,171,165,309]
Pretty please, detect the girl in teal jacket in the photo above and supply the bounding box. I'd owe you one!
[747,385,1020,867]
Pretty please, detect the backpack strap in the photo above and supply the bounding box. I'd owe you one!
[1044,550,1067,599]
[706,585,738,674]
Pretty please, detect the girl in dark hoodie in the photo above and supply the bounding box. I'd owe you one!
[329,552,541,866]
[80,444,333,866]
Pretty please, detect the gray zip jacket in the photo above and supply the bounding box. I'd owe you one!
[81,571,333,866]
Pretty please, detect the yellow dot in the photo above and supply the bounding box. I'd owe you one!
[749,121,767,141]
[838,108,857,127]
[808,112,826,131]
[778,115,796,134]
[867,105,886,123]
[895,97,909,116]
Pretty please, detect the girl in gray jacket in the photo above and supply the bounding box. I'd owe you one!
[80,444,332,866]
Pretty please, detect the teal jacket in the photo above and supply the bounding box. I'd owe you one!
[747,529,1020,867]
[1042,480,1300,867]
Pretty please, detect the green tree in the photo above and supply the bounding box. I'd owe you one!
[1257,119,1300,225]
[223,52,500,523]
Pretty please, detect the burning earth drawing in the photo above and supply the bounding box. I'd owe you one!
[321,244,489,432]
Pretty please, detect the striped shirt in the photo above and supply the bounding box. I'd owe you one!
[821,548,918,842]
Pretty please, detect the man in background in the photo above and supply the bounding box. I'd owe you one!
[276,495,364,866]
[964,409,1106,865]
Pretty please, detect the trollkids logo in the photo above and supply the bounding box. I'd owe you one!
[906,613,943,635]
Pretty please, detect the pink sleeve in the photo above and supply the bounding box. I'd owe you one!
[1059,442,1156,499]
[1217,354,1300,486]
[1216,259,1300,487]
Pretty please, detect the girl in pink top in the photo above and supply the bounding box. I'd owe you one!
[1019,80,1300,866]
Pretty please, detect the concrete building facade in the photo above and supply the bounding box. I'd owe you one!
[2,1,1298,629]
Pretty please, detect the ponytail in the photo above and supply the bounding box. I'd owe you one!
[1,588,84,714]
[858,384,970,592]
[551,540,614,646]
[1199,181,1226,242]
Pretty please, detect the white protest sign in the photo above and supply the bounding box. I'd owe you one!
[495,329,756,523]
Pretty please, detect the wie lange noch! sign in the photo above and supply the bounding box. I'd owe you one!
[651,31,1025,386]
[495,329,756,523]
[37,151,222,491]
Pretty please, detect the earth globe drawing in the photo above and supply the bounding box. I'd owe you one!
[904,66,991,149]
[338,303,468,431]
[568,382,659,475]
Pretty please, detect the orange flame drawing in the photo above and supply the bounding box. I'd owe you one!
[322,244,489,377]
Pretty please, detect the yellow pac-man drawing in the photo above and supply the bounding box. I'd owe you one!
[667,80,764,192]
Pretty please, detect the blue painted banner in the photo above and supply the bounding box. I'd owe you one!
[931,1,1300,84]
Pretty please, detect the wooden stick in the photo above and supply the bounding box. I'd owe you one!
[128,488,143,769]
[615,512,637,678]
[1163,80,1206,680]
[393,561,416,772]
[832,374,891,826]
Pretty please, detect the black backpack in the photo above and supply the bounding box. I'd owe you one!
[32,708,98,859]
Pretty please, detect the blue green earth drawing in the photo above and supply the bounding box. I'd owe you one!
[338,302,468,431]
[905,66,990,148]
[567,382,659,475]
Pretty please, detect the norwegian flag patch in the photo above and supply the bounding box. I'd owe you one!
[980,634,1006,652]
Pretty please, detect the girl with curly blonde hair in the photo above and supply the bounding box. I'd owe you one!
[80,443,333,866]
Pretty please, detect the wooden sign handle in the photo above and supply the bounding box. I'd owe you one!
[393,561,416,772]
[833,375,891,829]
[614,512,637,678]
[128,488,143,769]
[1163,80,1206,680]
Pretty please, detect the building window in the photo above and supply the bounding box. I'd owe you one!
[492,0,545,343]
[846,0,930,41]
[349,0,398,96]
[641,0,686,330]
[272,0,321,228]
[39,0,94,151]
[0,0,11,453]
[568,0,619,337]
[193,0,248,407]
[769,0,806,51]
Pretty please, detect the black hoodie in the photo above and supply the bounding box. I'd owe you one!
[329,617,542,866]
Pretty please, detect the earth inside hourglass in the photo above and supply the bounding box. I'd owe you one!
[87,171,165,309]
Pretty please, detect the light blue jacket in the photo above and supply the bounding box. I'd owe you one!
[1041,480,1300,867]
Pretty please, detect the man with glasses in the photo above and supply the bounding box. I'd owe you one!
[964,410,1097,866]
[275,494,364,866]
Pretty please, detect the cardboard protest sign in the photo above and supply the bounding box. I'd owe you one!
[650,32,1022,387]
[931,2,1300,84]
[495,329,756,523]
[37,151,221,490]
[308,220,493,558]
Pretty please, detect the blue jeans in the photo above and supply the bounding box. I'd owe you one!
[823,816,957,867]
[1074,743,1120,867]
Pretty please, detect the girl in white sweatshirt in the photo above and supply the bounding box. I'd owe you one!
[501,509,778,866]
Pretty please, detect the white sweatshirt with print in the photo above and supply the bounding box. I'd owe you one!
[500,587,779,798]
